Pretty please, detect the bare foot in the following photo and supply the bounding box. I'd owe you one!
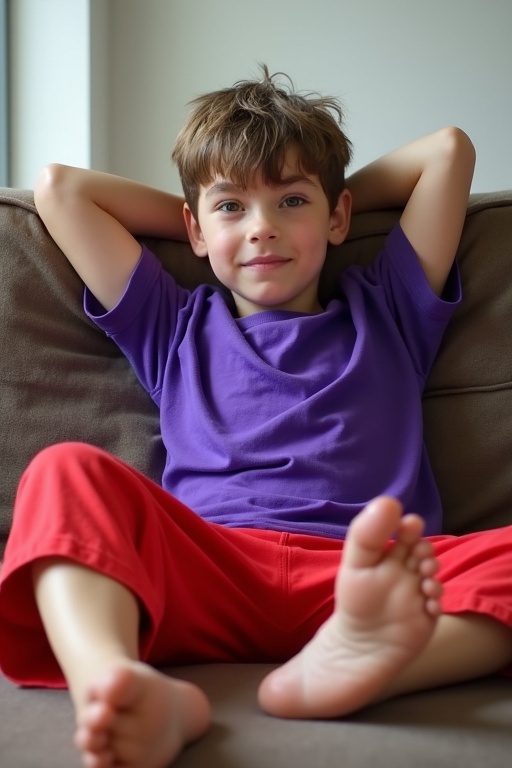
[73,660,211,768]
[258,496,442,719]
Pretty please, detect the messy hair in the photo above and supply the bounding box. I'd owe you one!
[171,65,353,218]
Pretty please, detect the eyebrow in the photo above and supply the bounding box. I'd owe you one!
[205,175,318,197]
[205,181,242,197]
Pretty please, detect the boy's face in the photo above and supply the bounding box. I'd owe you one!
[184,147,351,318]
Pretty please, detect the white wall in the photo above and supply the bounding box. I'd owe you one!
[9,0,108,188]
[107,0,512,194]
[10,0,512,192]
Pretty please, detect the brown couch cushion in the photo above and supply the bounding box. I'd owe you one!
[2,662,512,768]
[1,188,512,546]
[0,189,165,546]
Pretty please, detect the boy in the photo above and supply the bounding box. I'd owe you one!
[1,67,512,768]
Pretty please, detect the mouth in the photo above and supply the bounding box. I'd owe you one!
[243,255,291,272]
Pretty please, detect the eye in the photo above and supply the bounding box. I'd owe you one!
[282,196,305,208]
[218,201,242,213]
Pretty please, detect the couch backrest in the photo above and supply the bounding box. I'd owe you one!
[1,187,512,548]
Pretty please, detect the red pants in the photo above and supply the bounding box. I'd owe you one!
[1,442,512,689]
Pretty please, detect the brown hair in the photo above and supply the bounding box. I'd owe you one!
[171,65,352,218]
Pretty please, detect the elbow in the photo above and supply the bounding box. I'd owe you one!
[440,126,476,172]
[34,162,66,197]
[34,163,74,218]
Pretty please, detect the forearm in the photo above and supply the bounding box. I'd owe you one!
[34,164,190,311]
[35,164,188,242]
[346,127,475,215]
[346,127,475,297]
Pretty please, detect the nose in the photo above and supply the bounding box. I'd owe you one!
[247,208,279,242]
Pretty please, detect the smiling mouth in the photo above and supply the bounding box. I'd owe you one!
[243,256,291,271]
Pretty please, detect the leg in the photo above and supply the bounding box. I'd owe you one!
[0,442,298,679]
[1,443,309,762]
[258,497,512,719]
[383,612,512,699]
[33,557,210,768]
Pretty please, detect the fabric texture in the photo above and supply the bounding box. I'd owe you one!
[84,224,460,538]
[2,187,512,768]
[2,442,512,691]
[2,190,512,547]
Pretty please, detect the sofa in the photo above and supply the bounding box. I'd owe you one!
[1,185,512,767]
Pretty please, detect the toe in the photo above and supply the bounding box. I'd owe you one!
[343,497,404,569]
[74,724,109,753]
[79,699,116,732]
[419,555,440,578]
[81,749,114,768]
[425,596,443,617]
[421,576,443,599]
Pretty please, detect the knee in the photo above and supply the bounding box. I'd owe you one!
[23,442,110,481]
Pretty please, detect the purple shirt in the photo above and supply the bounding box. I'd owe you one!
[85,224,460,539]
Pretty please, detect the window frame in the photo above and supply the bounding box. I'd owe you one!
[0,0,9,186]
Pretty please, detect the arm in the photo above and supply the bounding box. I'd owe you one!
[34,164,187,311]
[346,127,476,295]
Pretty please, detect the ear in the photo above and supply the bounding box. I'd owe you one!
[183,204,209,257]
[328,188,352,246]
